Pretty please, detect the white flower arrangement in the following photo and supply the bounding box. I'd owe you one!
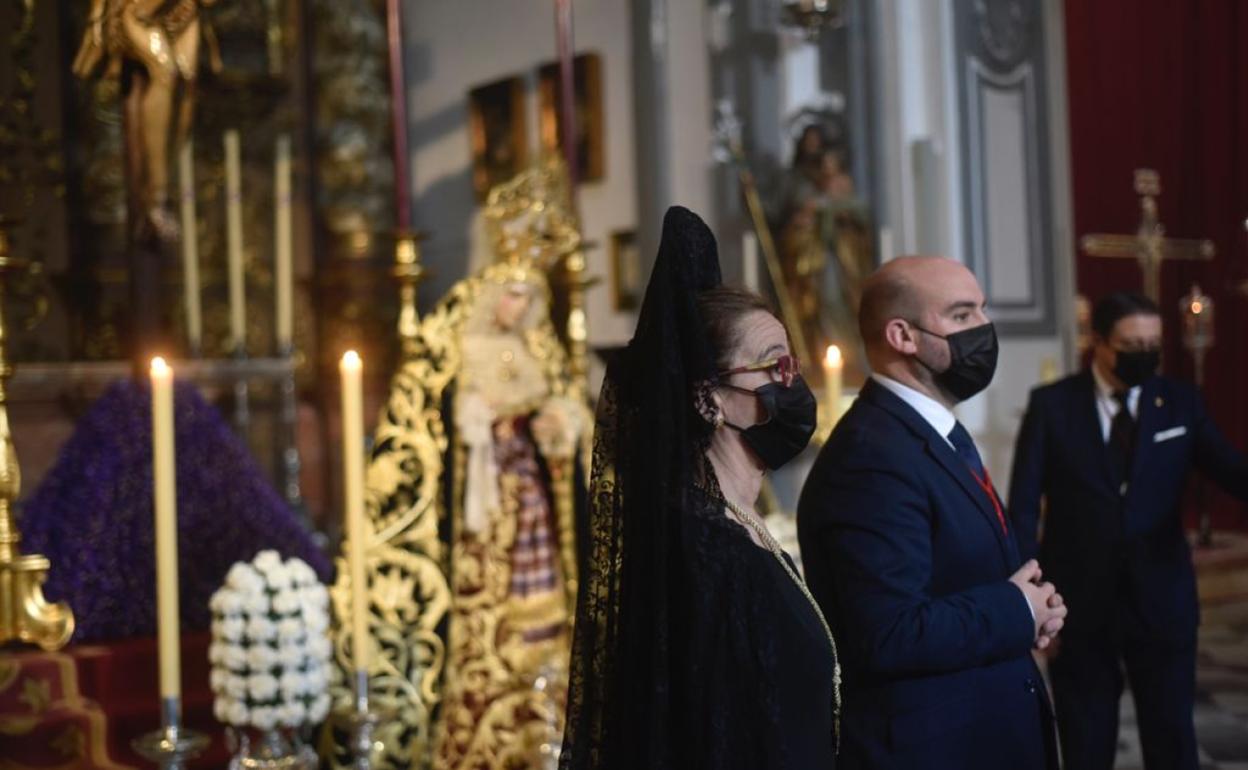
[209,550,333,732]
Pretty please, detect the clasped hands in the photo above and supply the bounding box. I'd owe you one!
[1009,559,1067,651]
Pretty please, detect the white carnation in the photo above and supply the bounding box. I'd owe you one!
[308,693,331,723]
[209,669,228,693]
[227,699,250,726]
[251,705,278,731]
[271,589,300,615]
[280,699,307,727]
[276,617,304,642]
[306,634,332,661]
[219,617,245,642]
[246,643,279,671]
[222,645,248,671]
[253,550,283,574]
[225,673,248,699]
[265,564,293,592]
[287,559,316,587]
[302,665,327,692]
[248,673,280,701]
[216,591,245,616]
[213,696,231,723]
[279,670,305,698]
[226,563,263,593]
[302,583,329,607]
[207,642,226,665]
[275,641,302,662]
[303,606,329,633]
[245,616,276,642]
[243,593,270,617]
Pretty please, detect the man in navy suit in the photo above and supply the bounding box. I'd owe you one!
[799,256,1065,769]
[1009,291,1248,770]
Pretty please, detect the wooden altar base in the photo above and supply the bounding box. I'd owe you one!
[1,633,229,769]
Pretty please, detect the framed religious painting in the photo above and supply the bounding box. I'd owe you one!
[609,229,641,310]
[468,75,529,201]
[538,52,604,182]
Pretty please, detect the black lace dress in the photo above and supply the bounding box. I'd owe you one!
[675,489,839,768]
[559,206,838,769]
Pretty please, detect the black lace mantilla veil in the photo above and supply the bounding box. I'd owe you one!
[561,207,797,769]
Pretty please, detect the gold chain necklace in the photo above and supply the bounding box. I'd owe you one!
[722,497,842,750]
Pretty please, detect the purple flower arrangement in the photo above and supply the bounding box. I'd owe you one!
[19,378,332,642]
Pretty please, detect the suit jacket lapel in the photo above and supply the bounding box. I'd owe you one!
[861,380,1011,558]
[1126,377,1162,495]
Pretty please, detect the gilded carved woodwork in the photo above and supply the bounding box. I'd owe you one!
[328,255,586,770]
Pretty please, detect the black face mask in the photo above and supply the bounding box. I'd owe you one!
[1113,349,1160,388]
[722,375,818,470]
[912,322,999,402]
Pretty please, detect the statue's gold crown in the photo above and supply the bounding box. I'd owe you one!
[483,155,582,269]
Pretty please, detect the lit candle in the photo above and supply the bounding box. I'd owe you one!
[742,231,759,293]
[823,344,843,426]
[340,351,369,672]
[224,130,246,353]
[274,135,293,351]
[150,357,181,700]
[178,141,202,353]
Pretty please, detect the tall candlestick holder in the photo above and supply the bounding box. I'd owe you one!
[232,344,252,435]
[132,696,209,770]
[337,668,389,770]
[278,343,300,505]
[391,230,427,361]
[0,219,75,649]
[1180,284,1214,546]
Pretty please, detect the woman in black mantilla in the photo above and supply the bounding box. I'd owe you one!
[560,207,840,769]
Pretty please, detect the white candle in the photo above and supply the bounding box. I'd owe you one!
[823,344,844,427]
[340,351,370,672]
[150,357,181,700]
[178,141,202,353]
[224,130,246,353]
[742,231,759,293]
[878,226,894,263]
[274,135,293,351]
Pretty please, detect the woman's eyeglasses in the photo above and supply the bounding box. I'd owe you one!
[717,354,801,388]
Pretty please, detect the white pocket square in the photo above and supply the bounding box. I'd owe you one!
[1153,426,1188,443]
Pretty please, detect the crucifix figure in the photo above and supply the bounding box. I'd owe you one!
[73,0,221,242]
[1079,169,1216,303]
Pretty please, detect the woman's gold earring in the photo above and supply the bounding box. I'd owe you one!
[713,412,725,429]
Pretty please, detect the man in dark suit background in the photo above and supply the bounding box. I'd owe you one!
[798,255,1065,769]
[1009,291,1248,770]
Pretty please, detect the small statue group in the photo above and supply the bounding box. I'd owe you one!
[775,121,873,382]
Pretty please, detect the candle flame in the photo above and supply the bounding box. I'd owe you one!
[150,357,170,376]
[825,345,842,367]
[341,350,362,370]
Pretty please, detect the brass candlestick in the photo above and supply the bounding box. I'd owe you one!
[335,669,390,770]
[1180,284,1215,547]
[0,222,75,650]
[132,696,209,770]
[559,247,600,402]
[392,230,428,361]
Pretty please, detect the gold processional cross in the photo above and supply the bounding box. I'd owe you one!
[1079,169,1216,303]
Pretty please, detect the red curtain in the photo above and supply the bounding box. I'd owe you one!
[1064,0,1248,528]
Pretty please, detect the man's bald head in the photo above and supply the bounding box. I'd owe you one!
[859,257,969,343]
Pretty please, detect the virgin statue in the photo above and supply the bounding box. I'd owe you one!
[327,254,588,770]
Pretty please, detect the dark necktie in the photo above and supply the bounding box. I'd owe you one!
[1108,390,1136,483]
[947,422,1006,533]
